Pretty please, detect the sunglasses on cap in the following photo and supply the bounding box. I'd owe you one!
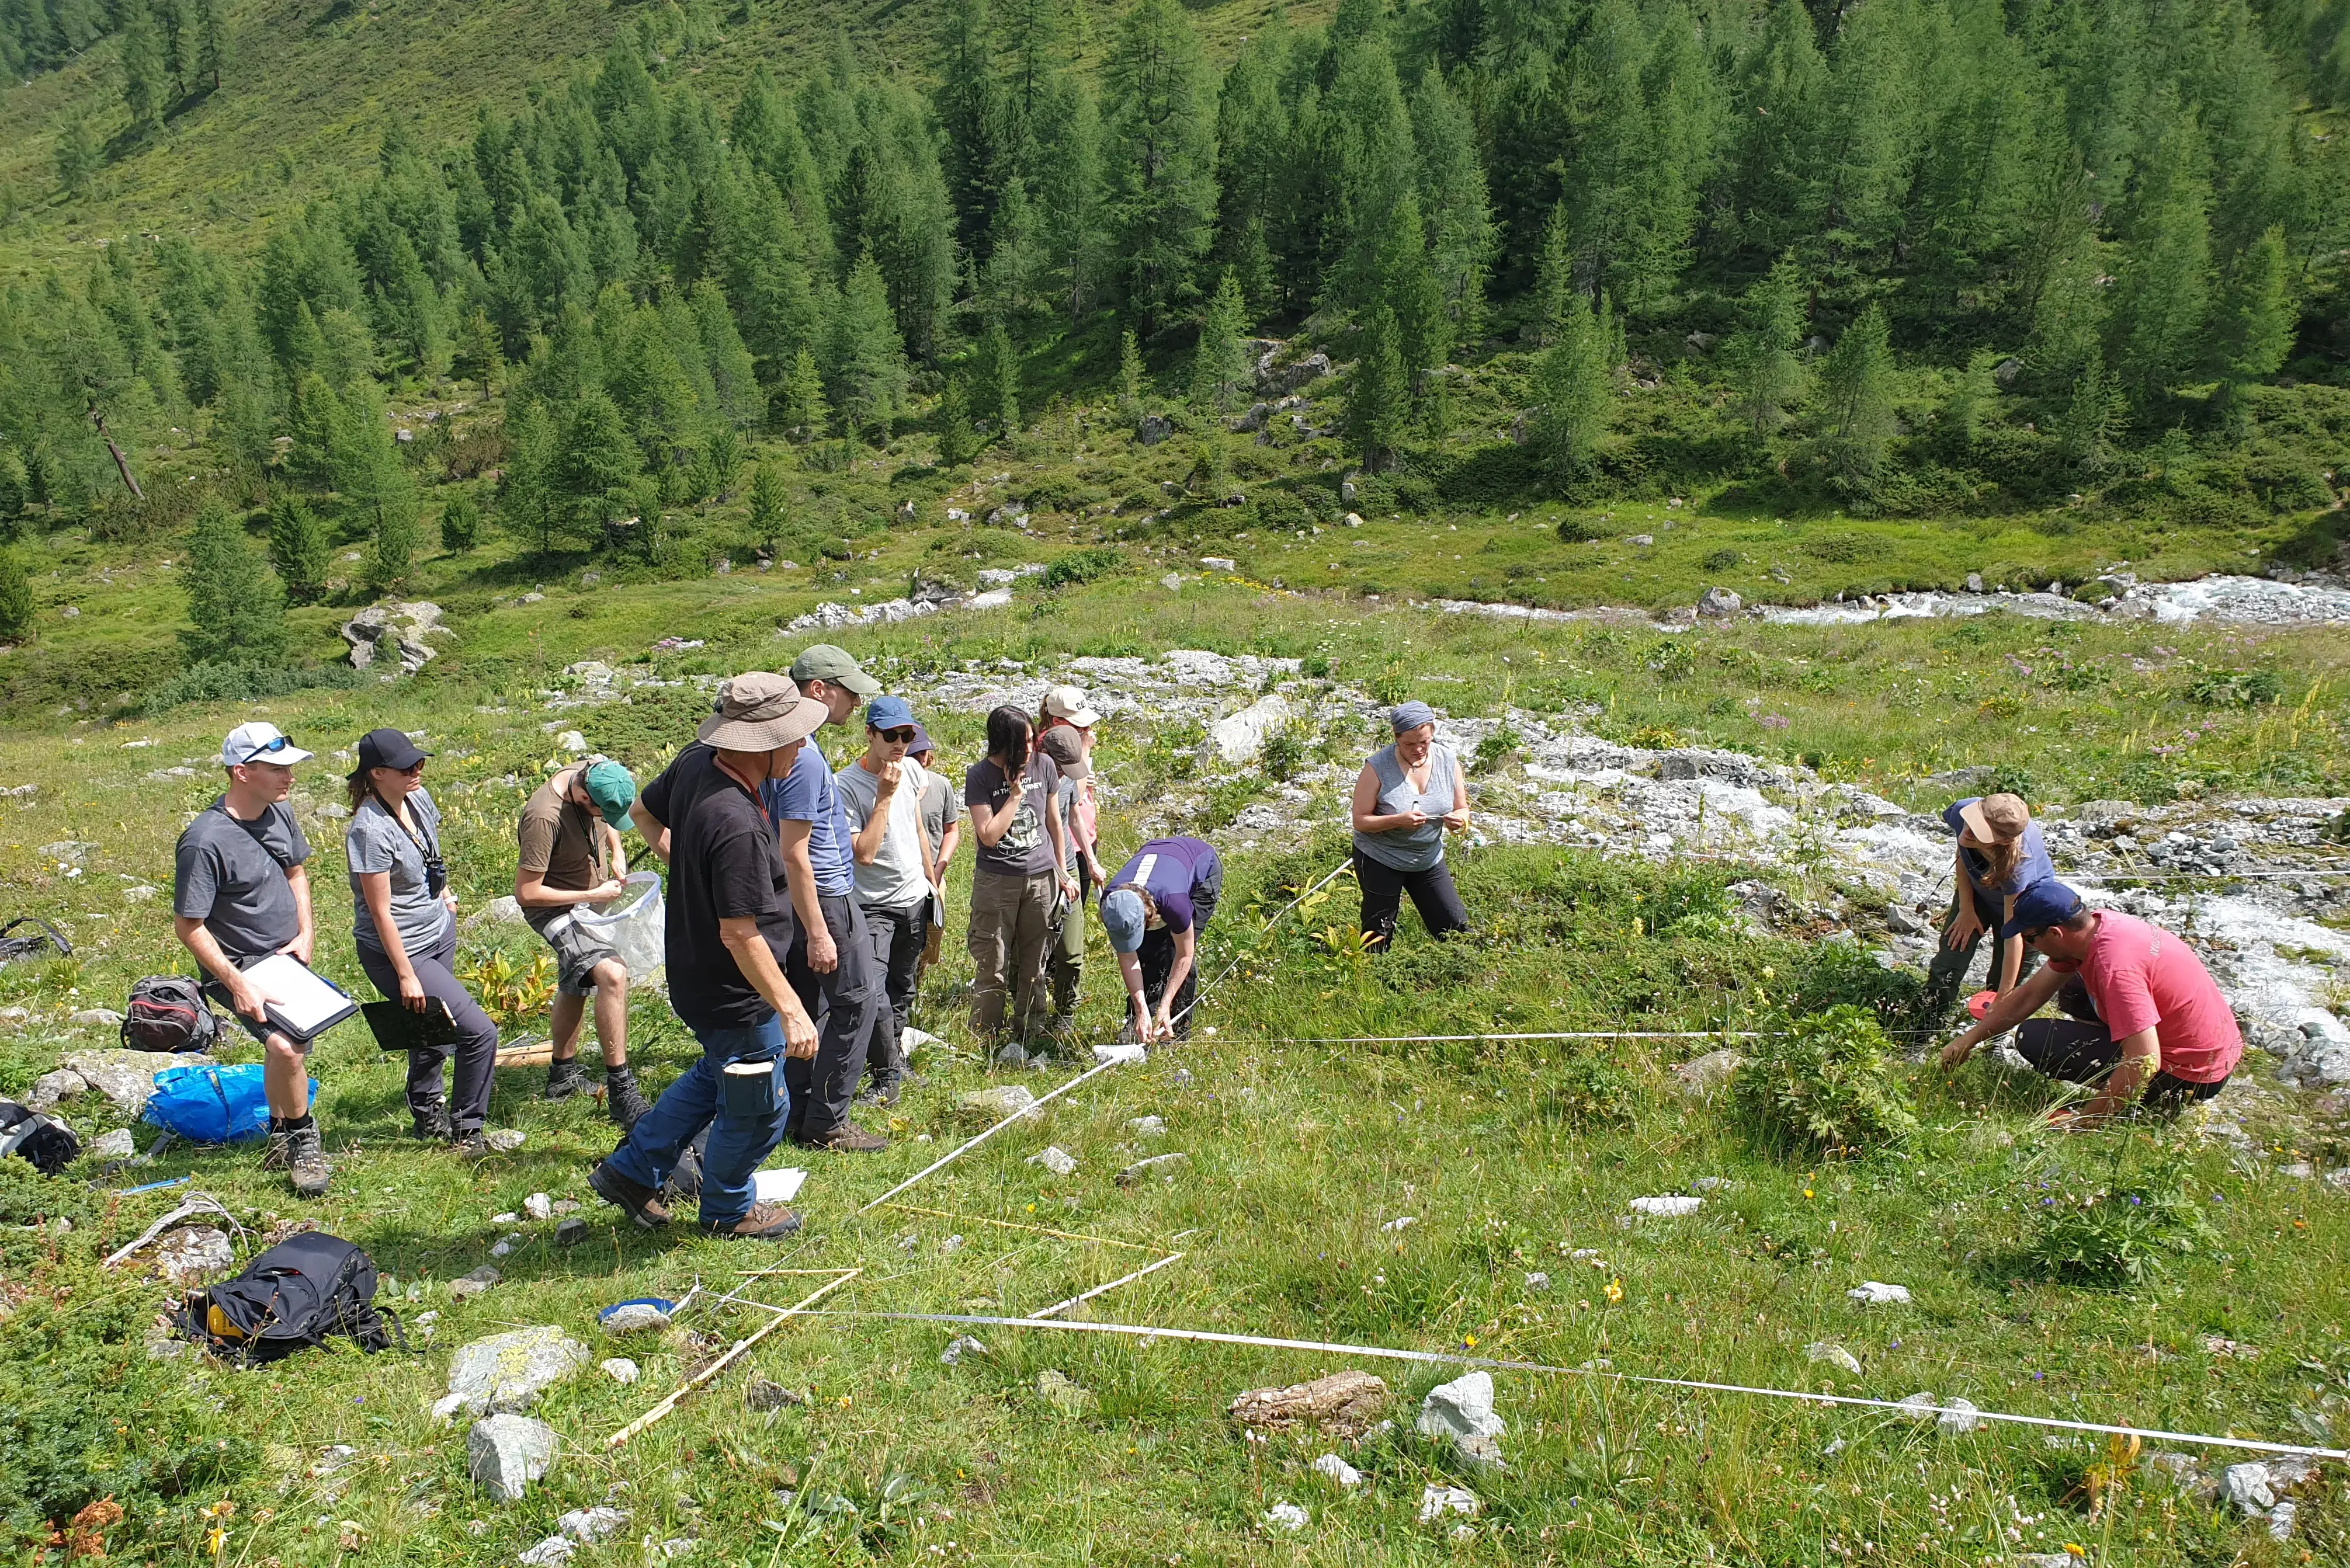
[238,736,297,766]
[876,726,918,743]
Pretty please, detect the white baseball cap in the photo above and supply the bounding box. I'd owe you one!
[1042,684,1101,727]
[220,721,314,769]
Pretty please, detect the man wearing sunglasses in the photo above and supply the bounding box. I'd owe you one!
[172,722,329,1198]
[834,696,939,1105]
[1939,878,2243,1124]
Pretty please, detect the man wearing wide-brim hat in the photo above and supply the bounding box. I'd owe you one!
[588,674,828,1242]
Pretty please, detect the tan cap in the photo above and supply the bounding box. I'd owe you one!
[1042,684,1101,727]
[698,672,827,752]
[1959,792,2030,843]
[1036,725,1090,779]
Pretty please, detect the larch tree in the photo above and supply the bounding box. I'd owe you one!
[1189,269,1249,416]
[266,493,329,603]
[1531,290,1613,484]
[1721,255,1809,434]
[1104,0,1217,333]
[180,496,287,667]
[1814,304,1898,479]
[1344,304,1408,471]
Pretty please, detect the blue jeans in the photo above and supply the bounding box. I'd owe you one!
[603,1014,790,1228]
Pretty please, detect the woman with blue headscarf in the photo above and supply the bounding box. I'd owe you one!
[1351,701,1471,951]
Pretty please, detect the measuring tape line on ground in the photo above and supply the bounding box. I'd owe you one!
[813,1309,2348,1463]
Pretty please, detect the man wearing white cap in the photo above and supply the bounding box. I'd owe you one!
[173,722,329,1198]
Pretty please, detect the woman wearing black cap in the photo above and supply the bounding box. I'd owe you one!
[346,728,502,1151]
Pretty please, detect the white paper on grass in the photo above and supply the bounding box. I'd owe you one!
[752,1168,808,1204]
[238,953,359,1037]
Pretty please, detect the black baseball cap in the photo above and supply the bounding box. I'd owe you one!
[2003,878,2087,940]
[357,727,432,771]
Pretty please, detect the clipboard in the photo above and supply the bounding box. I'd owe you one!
[238,952,360,1042]
[362,997,462,1053]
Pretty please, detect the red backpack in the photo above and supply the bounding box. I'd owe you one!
[122,976,221,1054]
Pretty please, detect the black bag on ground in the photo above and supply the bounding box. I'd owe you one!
[169,1231,408,1363]
[0,916,71,967]
[0,1100,79,1174]
[122,975,220,1054]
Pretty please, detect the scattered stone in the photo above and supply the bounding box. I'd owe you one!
[1417,1484,1480,1523]
[1523,1271,1550,1291]
[556,1217,589,1247]
[1671,1049,1744,1100]
[1380,1215,1417,1233]
[745,1379,803,1411]
[1116,1151,1189,1186]
[599,1358,638,1384]
[1026,1145,1078,1176]
[1696,586,1742,618]
[459,896,527,931]
[1136,413,1174,445]
[599,1301,670,1336]
[433,1326,588,1421]
[155,1226,235,1285]
[1885,903,1929,936]
[61,1048,214,1114]
[1627,533,1654,547]
[1206,693,1292,765]
[26,1069,88,1111]
[1417,1371,1506,1469]
[1036,1369,1098,1417]
[1628,1195,1703,1218]
[1092,1039,1147,1066]
[1228,1371,1389,1439]
[1311,1453,1365,1490]
[1896,1392,1941,1422]
[992,1041,1031,1069]
[483,1129,527,1153]
[959,1084,1039,1120]
[1936,1397,1983,1435]
[1263,1503,1309,1532]
[1848,1281,1911,1306]
[466,1414,557,1503]
[940,1336,988,1366]
[517,1535,575,1566]
[1126,1115,1166,1137]
[1806,1342,1863,1376]
[341,602,451,674]
[557,1507,630,1544]
[523,1193,553,1221]
[86,1127,136,1160]
[1199,556,1237,573]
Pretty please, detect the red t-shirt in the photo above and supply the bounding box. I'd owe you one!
[2047,910,2243,1083]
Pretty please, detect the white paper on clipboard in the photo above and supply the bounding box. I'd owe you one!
[239,953,360,1040]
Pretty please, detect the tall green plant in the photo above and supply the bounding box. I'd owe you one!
[266,493,329,603]
[180,497,288,667]
[0,545,32,642]
[1733,1004,1917,1155]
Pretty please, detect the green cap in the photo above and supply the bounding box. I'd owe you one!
[790,643,881,697]
[582,760,638,829]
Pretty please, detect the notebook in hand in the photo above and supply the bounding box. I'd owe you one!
[362,997,461,1053]
[238,953,360,1042]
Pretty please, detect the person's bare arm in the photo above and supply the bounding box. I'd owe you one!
[1154,924,1198,1035]
[1442,758,1470,831]
[283,863,314,965]
[1352,763,1423,835]
[972,787,1025,847]
[775,819,836,971]
[631,800,671,865]
[2059,1026,2161,1124]
[1046,787,1076,899]
[515,865,625,909]
[935,815,962,881]
[176,917,267,1023]
[1942,962,2067,1066]
[357,871,428,1011]
[719,915,821,1058]
[849,767,898,865]
[602,820,629,880]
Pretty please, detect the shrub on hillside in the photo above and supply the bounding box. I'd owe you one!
[2021,1146,2218,1287]
[1545,1050,1640,1125]
[179,496,287,668]
[1733,1004,1918,1155]
[1042,547,1123,589]
[0,545,31,641]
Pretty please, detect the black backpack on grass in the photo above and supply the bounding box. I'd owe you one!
[0,1100,79,1175]
[169,1231,408,1364]
[122,975,220,1054]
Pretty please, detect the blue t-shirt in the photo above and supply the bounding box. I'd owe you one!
[1941,798,2055,902]
[765,743,855,899]
[1106,837,1220,933]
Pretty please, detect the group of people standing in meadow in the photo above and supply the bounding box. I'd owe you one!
[167,653,2239,1230]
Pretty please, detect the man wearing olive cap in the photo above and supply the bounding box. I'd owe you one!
[588,674,827,1241]
[1941,878,2245,1124]
[515,758,649,1127]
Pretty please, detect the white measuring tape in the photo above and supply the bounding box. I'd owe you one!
[814,1309,2349,1463]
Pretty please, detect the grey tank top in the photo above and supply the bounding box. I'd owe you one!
[1353,742,1457,872]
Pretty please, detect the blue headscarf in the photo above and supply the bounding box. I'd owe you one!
[1389,700,1438,735]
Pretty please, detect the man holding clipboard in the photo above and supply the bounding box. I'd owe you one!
[173,722,332,1198]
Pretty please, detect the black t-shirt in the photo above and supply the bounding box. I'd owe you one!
[964,753,1061,878]
[662,753,797,1031]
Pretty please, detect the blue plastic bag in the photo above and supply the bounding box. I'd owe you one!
[141,1063,315,1144]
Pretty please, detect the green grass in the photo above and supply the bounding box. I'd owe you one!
[4,582,2350,1561]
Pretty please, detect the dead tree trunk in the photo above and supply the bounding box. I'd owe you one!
[88,404,144,500]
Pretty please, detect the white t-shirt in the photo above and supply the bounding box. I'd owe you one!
[832,755,932,909]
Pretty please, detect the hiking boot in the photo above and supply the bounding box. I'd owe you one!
[280,1122,329,1199]
[802,1124,889,1153]
[605,1068,651,1130]
[588,1158,671,1229]
[450,1128,489,1157]
[662,1141,703,1203]
[852,1075,902,1108]
[702,1201,803,1240]
[544,1056,592,1101]
[410,1099,452,1141]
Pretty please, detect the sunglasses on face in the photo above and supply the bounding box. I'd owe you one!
[877,727,918,743]
[237,736,296,765]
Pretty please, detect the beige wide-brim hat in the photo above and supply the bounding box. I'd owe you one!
[1958,791,2030,842]
[699,672,828,752]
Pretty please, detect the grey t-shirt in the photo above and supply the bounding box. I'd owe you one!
[1353,742,1459,874]
[917,770,955,859]
[173,797,312,963]
[834,756,932,909]
[347,788,453,953]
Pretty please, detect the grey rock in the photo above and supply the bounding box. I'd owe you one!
[1966,572,1985,592]
[459,895,526,931]
[1313,1453,1365,1490]
[68,1007,124,1028]
[1127,1115,1166,1136]
[1417,1371,1505,1469]
[1136,413,1174,445]
[1896,1391,1941,1422]
[1116,1151,1189,1187]
[523,1192,553,1221]
[599,1302,670,1336]
[555,1216,589,1248]
[958,1084,1040,1120]
[1627,533,1654,547]
[1806,1341,1863,1376]
[558,1506,630,1543]
[1026,1145,1078,1176]
[39,840,96,863]
[599,1357,638,1383]
[1230,1370,1390,1437]
[1885,904,1929,937]
[1696,586,1742,618]
[342,601,450,674]
[1683,331,1719,353]
[466,1414,557,1503]
[1848,1281,1912,1306]
[745,1379,802,1411]
[940,1336,988,1366]
[1991,357,2022,387]
[1036,1369,1098,1416]
[87,1127,137,1160]
[1199,555,1237,573]
[517,1535,575,1566]
[1936,1397,1983,1434]
[1229,402,1271,433]
[1417,1484,1480,1522]
[483,1129,526,1153]
[435,1326,590,1421]
[991,1041,1031,1069]
[61,1048,212,1114]
[26,1069,88,1111]
[155,1226,235,1285]
[449,1265,501,1302]
[1263,1502,1310,1532]
[1671,1049,1744,1100]
[1207,694,1292,765]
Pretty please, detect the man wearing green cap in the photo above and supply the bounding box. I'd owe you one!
[516,757,651,1127]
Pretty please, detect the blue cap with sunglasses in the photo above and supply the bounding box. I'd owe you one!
[219,721,314,769]
[865,695,915,731]
[2002,877,2088,940]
